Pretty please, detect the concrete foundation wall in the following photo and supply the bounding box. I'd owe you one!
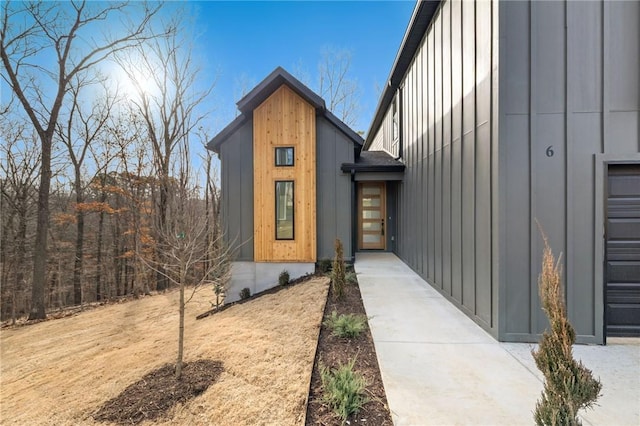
[225,261,315,303]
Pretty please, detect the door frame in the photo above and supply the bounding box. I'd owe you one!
[357,182,386,250]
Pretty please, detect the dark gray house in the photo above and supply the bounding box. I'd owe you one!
[209,0,639,343]
[207,67,365,302]
[362,0,640,343]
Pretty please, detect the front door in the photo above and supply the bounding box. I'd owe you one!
[358,182,386,250]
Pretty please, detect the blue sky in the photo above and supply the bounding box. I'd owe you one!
[187,1,416,134]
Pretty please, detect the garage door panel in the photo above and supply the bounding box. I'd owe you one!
[607,219,640,238]
[607,245,638,266]
[606,164,640,337]
[607,305,640,326]
[607,261,640,282]
[608,176,640,197]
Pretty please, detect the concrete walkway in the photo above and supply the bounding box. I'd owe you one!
[355,252,640,426]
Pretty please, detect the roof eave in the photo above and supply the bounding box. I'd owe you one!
[237,66,326,114]
[340,163,406,173]
[206,114,248,153]
[363,0,441,150]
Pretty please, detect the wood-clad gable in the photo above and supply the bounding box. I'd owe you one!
[253,84,317,262]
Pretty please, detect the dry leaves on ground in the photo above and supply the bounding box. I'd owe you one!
[1,277,329,425]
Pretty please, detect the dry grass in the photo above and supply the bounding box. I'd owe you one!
[0,277,329,425]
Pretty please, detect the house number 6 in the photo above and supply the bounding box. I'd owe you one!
[545,145,554,157]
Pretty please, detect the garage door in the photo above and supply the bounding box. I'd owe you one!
[606,164,640,337]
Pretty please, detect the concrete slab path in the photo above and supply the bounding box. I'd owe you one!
[355,252,640,426]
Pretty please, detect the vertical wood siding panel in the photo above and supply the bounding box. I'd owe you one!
[428,29,436,281]
[422,39,430,280]
[461,0,476,310]
[566,1,601,336]
[501,0,532,336]
[442,0,453,295]
[417,46,425,275]
[608,0,640,155]
[608,1,640,113]
[451,0,463,303]
[475,0,493,325]
[435,12,443,288]
[253,85,316,262]
[316,116,355,260]
[532,1,567,334]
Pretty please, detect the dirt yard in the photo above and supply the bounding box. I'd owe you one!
[0,277,329,425]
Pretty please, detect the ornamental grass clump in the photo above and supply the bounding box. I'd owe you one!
[320,358,368,423]
[531,233,601,426]
[323,311,368,339]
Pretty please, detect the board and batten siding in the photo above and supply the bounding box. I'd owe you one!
[253,85,317,262]
[316,115,355,260]
[219,118,254,261]
[387,0,500,336]
[499,0,640,343]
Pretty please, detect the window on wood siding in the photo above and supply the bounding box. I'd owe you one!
[275,181,294,240]
[275,147,294,166]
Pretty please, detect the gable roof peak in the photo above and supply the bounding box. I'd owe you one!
[236,66,326,114]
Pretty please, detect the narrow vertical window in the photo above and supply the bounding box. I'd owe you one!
[275,147,294,166]
[275,181,294,240]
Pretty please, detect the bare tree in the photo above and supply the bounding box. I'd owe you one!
[117,15,213,291]
[318,47,361,127]
[0,120,40,322]
[292,46,361,127]
[56,78,116,305]
[140,143,230,379]
[0,0,163,319]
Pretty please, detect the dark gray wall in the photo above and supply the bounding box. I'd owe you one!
[499,0,640,344]
[387,0,500,337]
[219,118,254,261]
[316,115,355,260]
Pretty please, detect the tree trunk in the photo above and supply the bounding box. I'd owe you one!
[29,135,52,320]
[176,264,186,380]
[96,204,105,301]
[156,180,169,291]
[73,204,84,305]
[14,200,27,321]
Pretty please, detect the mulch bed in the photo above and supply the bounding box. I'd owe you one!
[94,359,223,425]
[305,276,393,425]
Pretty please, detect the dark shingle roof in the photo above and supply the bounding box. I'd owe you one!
[341,150,405,173]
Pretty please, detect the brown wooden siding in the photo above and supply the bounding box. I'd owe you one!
[253,85,317,262]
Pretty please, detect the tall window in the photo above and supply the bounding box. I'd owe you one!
[275,181,294,240]
[391,96,399,154]
[275,147,294,166]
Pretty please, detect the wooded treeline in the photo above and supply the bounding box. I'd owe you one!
[0,111,221,322]
[0,1,220,322]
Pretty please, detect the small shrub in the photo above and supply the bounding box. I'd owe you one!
[345,271,357,285]
[317,258,332,274]
[278,270,290,286]
[332,239,346,300]
[213,282,225,309]
[239,287,251,300]
[324,311,367,338]
[531,230,601,425]
[320,358,368,423]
